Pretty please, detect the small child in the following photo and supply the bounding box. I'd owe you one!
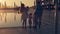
[28,13,32,28]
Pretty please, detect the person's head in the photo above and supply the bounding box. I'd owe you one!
[26,6,29,9]
[37,1,41,6]
[21,3,25,7]
[37,1,40,4]
[29,13,32,16]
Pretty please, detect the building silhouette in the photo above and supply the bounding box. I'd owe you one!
[4,1,7,8]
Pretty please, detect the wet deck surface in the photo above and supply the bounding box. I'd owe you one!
[0,27,41,34]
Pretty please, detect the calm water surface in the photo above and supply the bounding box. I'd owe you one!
[0,10,22,27]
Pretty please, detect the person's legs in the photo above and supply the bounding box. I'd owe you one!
[29,23,31,28]
[22,20,25,28]
[34,16,38,29]
[38,15,42,28]
[28,19,31,28]
[33,16,36,28]
[24,19,27,28]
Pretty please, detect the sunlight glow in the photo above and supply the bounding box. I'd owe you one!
[0,0,34,7]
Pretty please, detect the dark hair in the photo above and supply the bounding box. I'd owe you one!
[37,1,40,4]
[21,3,25,7]
[26,6,29,9]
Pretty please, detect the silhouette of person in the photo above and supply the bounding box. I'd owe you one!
[20,3,25,13]
[33,1,43,29]
[21,3,29,28]
[47,1,52,10]
[28,13,32,28]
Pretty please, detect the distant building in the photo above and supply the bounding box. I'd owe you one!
[4,1,7,8]
[14,2,17,8]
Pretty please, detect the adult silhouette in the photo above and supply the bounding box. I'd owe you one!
[20,3,29,28]
[33,1,43,29]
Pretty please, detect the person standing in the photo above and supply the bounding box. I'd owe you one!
[21,3,29,28]
[28,13,32,28]
[33,1,43,29]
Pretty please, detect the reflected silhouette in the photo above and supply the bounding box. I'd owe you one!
[5,13,7,23]
[5,10,7,23]
[14,13,16,21]
[0,13,2,21]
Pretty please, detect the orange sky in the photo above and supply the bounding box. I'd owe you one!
[0,0,35,7]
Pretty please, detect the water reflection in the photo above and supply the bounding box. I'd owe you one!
[0,10,22,27]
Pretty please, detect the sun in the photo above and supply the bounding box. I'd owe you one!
[0,0,6,4]
[0,0,2,2]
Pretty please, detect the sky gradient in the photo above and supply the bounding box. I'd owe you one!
[0,0,34,7]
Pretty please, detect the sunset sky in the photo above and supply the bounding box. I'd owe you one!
[0,0,35,7]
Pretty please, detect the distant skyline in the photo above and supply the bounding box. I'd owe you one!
[0,0,34,7]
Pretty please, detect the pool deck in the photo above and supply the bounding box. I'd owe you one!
[0,27,41,34]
